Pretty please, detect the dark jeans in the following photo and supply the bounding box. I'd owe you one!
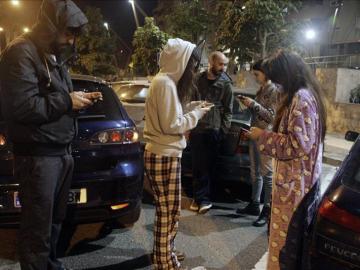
[190,130,222,205]
[15,153,74,270]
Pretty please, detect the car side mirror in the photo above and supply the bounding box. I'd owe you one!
[345,131,359,142]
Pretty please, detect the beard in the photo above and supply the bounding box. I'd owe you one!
[50,41,77,66]
[211,67,223,77]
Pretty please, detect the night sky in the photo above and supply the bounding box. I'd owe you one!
[0,0,158,47]
[75,0,158,45]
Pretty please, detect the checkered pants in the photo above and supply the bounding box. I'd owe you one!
[144,150,181,270]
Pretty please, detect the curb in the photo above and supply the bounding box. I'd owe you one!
[322,156,342,167]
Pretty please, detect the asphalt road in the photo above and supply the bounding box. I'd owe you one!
[0,164,337,270]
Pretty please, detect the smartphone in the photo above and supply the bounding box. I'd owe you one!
[201,102,214,108]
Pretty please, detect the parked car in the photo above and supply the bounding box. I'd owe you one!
[112,81,149,142]
[114,81,253,184]
[0,74,144,227]
[310,130,360,270]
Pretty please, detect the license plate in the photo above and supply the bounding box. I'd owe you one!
[13,188,87,208]
[316,234,360,267]
[67,189,87,204]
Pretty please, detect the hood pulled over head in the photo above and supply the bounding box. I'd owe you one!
[31,0,88,53]
[159,38,196,83]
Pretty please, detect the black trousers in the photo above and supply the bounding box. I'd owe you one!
[14,154,74,270]
[190,130,222,205]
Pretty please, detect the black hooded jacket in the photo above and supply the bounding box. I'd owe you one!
[0,0,88,156]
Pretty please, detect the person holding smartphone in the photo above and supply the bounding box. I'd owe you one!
[246,50,326,270]
[0,1,101,269]
[189,51,234,214]
[144,38,209,270]
[236,59,279,227]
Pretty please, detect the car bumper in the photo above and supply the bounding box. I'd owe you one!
[0,172,144,227]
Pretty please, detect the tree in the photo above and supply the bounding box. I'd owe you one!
[154,0,217,44]
[131,17,170,76]
[71,7,118,77]
[215,0,302,63]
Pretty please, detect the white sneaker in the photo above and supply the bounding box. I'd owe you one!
[198,203,212,214]
[189,200,199,211]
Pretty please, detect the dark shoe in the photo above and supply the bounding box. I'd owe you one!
[198,202,212,214]
[236,201,260,216]
[253,205,271,227]
[175,250,185,261]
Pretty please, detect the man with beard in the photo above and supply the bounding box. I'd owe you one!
[189,51,234,214]
[0,1,101,269]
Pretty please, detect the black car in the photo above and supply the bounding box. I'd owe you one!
[0,74,144,227]
[310,131,360,269]
[113,82,253,184]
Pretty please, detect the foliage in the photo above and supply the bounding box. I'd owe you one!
[215,0,302,63]
[71,7,118,77]
[131,17,170,76]
[154,0,214,44]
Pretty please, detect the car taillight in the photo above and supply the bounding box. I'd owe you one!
[0,134,6,146]
[91,128,139,145]
[319,197,360,233]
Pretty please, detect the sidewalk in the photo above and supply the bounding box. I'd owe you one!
[323,132,354,166]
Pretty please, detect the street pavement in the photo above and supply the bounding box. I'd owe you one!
[0,161,338,270]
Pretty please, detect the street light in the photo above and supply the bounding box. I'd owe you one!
[104,22,109,31]
[305,29,316,40]
[11,0,20,7]
[129,0,139,28]
[23,27,30,33]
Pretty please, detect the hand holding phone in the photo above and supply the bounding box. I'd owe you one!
[201,101,214,108]
[84,92,103,102]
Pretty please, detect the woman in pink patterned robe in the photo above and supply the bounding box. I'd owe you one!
[247,50,327,270]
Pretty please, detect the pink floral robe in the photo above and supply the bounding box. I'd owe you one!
[257,89,323,270]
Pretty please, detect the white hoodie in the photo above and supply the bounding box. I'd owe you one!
[144,38,205,157]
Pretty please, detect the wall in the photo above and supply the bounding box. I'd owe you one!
[316,68,360,133]
[233,68,360,134]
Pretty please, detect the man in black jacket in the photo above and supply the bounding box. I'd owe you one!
[190,51,233,214]
[0,1,101,269]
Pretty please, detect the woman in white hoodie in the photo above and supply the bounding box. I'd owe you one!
[144,38,210,270]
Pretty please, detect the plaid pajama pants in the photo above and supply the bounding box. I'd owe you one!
[144,150,182,270]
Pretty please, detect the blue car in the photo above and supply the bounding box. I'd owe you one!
[0,74,144,227]
[310,131,360,269]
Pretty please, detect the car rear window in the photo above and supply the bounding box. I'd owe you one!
[72,80,123,120]
[342,151,360,192]
[115,84,148,103]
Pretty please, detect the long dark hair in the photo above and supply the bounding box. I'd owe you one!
[177,52,199,104]
[264,49,327,141]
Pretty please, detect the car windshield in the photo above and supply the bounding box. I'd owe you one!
[114,85,148,103]
[72,80,123,120]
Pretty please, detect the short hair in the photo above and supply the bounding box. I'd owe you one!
[209,51,228,64]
